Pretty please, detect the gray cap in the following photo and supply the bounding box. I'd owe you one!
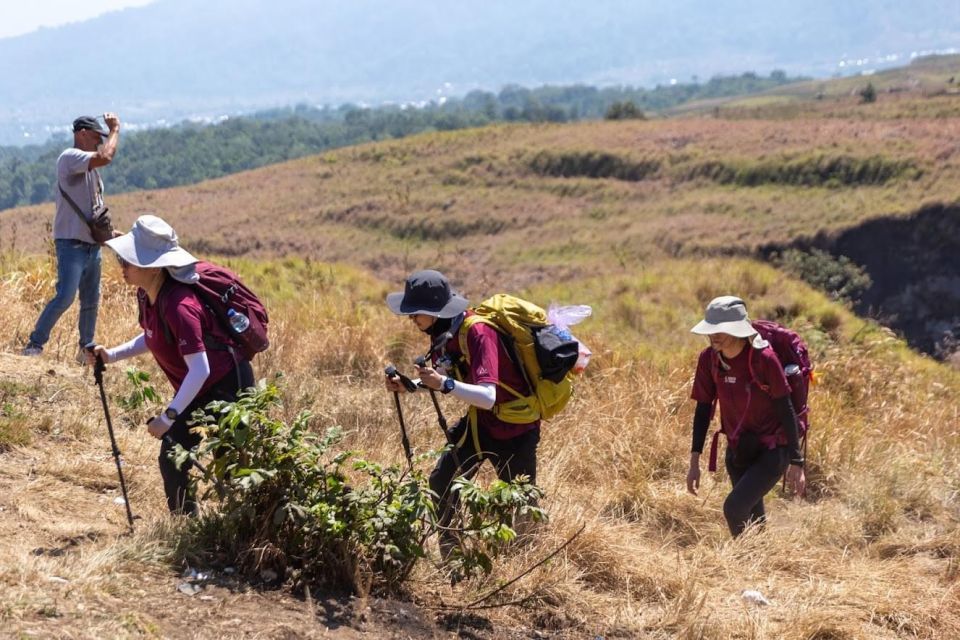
[72,115,108,137]
[691,295,768,348]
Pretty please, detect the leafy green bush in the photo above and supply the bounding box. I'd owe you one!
[774,248,872,305]
[116,367,161,411]
[177,381,544,594]
[604,101,645,120]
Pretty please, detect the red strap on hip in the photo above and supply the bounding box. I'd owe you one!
[708,431,720,472]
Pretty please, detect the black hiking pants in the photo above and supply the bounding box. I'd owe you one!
[429,417,540,545]
[159,360,254,515]
[723,445,788,537]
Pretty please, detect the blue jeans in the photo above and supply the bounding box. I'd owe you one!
[29,239,101,348]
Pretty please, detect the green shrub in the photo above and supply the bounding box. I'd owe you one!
[177,381,544,594]
[528,150,660,181]
[604,101,646,120]
[116,367,161,411]
[774,248,872,305]
[678,154,916,187]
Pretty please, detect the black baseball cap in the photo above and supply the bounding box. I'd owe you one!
[72,116,108,137]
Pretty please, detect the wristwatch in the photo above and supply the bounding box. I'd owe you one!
[164,407,179,422]
[440,377,456,395]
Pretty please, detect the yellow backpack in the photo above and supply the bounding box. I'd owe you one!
[456,294,578,425]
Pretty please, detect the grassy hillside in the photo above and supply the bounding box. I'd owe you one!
[3,111,959,295]
[1,87,960,636]
[672,54,960,120]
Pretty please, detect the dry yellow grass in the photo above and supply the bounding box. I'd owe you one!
[1,248,958,638]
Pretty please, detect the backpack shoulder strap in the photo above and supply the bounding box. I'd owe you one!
[151,281,176,345]
[456,314,529,400]
[456,314,498,365]
[747,344,772,395]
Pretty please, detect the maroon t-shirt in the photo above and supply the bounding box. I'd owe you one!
[138,281,237,394]
[691,345,791,443]
[438,314,540,440]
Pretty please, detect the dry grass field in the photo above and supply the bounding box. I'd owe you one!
[1,72,959,637]
[1,249,958,638]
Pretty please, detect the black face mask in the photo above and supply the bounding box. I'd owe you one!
[425,316,453,339]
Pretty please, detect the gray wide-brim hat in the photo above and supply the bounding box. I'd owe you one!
[386,269,469,318]
[106,214,199,270]
[691,295,767,348]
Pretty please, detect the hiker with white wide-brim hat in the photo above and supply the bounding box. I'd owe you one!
[685,296,805,537]
[85,214,254,515]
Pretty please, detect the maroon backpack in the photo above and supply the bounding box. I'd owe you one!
[153,261,269,361]
[707,319,813,472]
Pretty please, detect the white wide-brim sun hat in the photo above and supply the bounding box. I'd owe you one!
[691,295,768,348]
[106,214,198,269]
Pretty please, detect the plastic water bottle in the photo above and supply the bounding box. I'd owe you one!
[226,308,250,334]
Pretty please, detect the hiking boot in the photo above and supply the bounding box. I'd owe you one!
[21,343,43,356]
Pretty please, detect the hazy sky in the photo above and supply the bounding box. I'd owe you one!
[2,0,155,40]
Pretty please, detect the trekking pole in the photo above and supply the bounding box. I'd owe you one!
[384,365,415,467]
[414,355,461,469]
[88,346,136,530]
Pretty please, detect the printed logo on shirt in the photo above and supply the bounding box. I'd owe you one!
[475,365,490,378]
[723,375,737,384]
[179,339,188,347]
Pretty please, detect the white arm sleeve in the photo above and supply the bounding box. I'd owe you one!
[167,351,211,414]
[105,334,149,363]
[448,378,497,410]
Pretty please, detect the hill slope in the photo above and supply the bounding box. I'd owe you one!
[2,105,960,636]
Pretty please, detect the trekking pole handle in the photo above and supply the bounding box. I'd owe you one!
[385,364,419,393]
[85,343,105,382]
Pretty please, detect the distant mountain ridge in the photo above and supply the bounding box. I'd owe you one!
[0,0,957,144]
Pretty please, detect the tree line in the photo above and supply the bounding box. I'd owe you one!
[0,71,801,211]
